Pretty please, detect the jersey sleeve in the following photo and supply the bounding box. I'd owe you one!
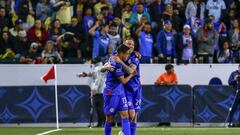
[130,55,140,66]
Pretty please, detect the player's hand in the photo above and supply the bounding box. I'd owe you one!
[112,55,122,63]
[105,64,115,72]
[134,51,142,59]
[132,70,137,76]
[77,72,87,77]
[91,89,97,96]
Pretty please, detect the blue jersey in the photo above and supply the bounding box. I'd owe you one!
[104,56,125,96]
[92,30,111,58]
[138,31,153,57]
[123,52,141,91]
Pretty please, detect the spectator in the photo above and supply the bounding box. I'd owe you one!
[107,24,121,51]
[113,0,125,18]
[162,4,182,32]
[177,24,197,64]
[222,8,237,30]
[94,0,113,16]
[48,19,65,42]
[209,15,227,38]
[100,6,114,24]
[217,40,232,63]
[83,7,95,33]
[132,0,148,12]
[54,1,72,26]
[36,0,53,24]
[19,42,42,64]
[0,6,10,33]
[13,30,32,58]
[135,22,154,63]
[186,16,203,37]
[27,20,49,44]
[122,22,132,39]
[57,32,82,59]
[41,40,63,63]
[228,18,240,63]
[155,64,178,85]
[156,20,177,63]
[185,0,206,20]
[148,0,165,31]
[113,17,124,36]
[73,0,85,22]
[66,17,84,40]
[230,0,240,18]
[88,22,112,58]
[196,18,218,63]
[121,3,132,25]
[0,31,15,59]
[206,0,226,22]
[15,0,34,23]
[128,3,151,27]
[9,19,24,37]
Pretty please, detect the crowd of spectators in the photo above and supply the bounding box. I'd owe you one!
[0,0,239,64]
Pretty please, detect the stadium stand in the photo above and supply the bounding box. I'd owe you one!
[0,0,239,64]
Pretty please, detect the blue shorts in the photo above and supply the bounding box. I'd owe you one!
[125,86,142,112]
[103,93,128,115]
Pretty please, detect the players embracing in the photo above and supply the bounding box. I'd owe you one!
[102,38,142,135]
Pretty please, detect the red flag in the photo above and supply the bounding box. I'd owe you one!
[41,66,55,83]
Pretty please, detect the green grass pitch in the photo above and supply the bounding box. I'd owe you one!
[0,127,240,135]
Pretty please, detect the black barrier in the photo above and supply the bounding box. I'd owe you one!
[0,85,239,124]
[139,85,192,123]
[193,85,240,123]
[0,86,91,123]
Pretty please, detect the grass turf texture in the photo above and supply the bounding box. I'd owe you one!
[0,127,240,135]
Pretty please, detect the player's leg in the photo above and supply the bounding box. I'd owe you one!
[118,93,131,135]
[105,115,114,135]
[126,90,137,135]
[103,95,118,135]
[130,87,142,135]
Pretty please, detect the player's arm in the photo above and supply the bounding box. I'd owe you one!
[100,63,115,72]
[77,72,93,77]
[112,56,134,74]
[117,74,134,85]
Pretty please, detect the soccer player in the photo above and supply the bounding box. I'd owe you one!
[111,38,142,135]
[103,45,134,135]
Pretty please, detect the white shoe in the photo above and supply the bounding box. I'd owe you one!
[118,130,124,135]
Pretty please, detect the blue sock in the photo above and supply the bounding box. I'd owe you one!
[130,122,137,135]
[104,122,112,135]
[122,118,130,135]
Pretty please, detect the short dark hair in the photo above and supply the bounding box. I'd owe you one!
[117,44,130,53]
[165,64,174,71]
[101,6,109,12]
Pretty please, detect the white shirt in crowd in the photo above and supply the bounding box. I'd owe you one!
[206,0,226,22]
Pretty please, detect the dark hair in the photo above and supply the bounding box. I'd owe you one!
[101,6,109,12]
[117,44,130,53]
[165,64,174,71]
